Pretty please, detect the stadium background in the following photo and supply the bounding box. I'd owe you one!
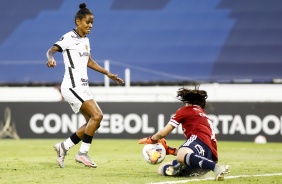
[0,0,281,142]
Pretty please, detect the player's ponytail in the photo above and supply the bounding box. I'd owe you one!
[75,3,93,24]
[79,3,87,9]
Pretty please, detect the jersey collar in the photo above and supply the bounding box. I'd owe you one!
[72,29,87,38]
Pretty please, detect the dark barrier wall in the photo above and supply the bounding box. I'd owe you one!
[0,102,281,142]
[0,0,282,83]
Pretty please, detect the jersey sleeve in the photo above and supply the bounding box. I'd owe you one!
[54,34,71,52]
[168,107,186,128]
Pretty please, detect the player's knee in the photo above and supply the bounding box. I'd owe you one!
[88,112,103,126]
[176,147,193,165]
[96,112,103,122]
[93,111,103,122]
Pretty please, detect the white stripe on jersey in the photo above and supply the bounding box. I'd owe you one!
[169,119,179,127]
[182,135,198,147]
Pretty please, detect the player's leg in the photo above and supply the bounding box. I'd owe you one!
[61,123,87,150]
[177,142,229,180]
[162,146,194,176]
[54,88,88,168]
[54,131,82,168]
[75,99,103,168]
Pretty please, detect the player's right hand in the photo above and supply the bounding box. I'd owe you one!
[46,60,56,67]
[107,73,124,85]
[138,136,159,144]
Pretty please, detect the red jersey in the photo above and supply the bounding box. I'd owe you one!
[169,105,218,161]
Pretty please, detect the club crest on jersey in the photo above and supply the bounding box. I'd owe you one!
[85,45,88,51]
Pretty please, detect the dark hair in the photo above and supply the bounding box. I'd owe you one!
[75,3,93,23]
[176,86,208,109]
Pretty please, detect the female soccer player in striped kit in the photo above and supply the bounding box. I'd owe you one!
[46,3,124,168]
[139,87,230,181]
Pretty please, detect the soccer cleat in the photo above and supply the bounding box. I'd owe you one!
[165,163,184,176]
[54,142,67,168]
[75,152,97,168]
[214,164,230,181]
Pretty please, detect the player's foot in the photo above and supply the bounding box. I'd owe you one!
[54,142,67,168]
[75,152,97,168]
[214,164,230,181]
[165,164,184,176]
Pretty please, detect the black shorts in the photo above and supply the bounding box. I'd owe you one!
[180,135,213,161]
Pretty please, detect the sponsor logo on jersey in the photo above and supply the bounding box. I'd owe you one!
[81,78,89,86]
[79,52,90,57]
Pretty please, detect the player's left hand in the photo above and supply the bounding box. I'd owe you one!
[107,73,124,85]
[158,138,177,155]
[138,136,159,144]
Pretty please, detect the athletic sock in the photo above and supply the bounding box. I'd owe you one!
[63,133,81,151]
[79,133,93,154]
[184,153,216,171]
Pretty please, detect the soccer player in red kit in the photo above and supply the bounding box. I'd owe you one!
[139,87,230,181]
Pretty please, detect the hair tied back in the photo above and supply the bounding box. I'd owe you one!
[79,3,87,9]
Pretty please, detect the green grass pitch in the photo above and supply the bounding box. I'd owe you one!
[0,139,281,184]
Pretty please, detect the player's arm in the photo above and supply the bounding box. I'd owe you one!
[46,45,59,68]
[87,55,124,84]
[138,124,177,155]
[139,124,174,144]
[151,124,175,140]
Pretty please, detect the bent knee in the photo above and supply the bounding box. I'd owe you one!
[176,147,194,165]
[91,112,103,122]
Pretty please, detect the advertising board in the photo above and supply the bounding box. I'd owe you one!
[0,102,281,142]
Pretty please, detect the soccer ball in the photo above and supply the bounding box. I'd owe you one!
[142,143,166,165]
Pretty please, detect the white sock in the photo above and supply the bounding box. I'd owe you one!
[79,142,91,154]
[63,138,75,151]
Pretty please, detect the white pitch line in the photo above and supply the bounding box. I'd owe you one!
[149,173,282,184]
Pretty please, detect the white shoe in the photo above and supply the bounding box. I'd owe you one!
[214,164,230,181]
[54,142,67,168]
[75,152,97,168]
